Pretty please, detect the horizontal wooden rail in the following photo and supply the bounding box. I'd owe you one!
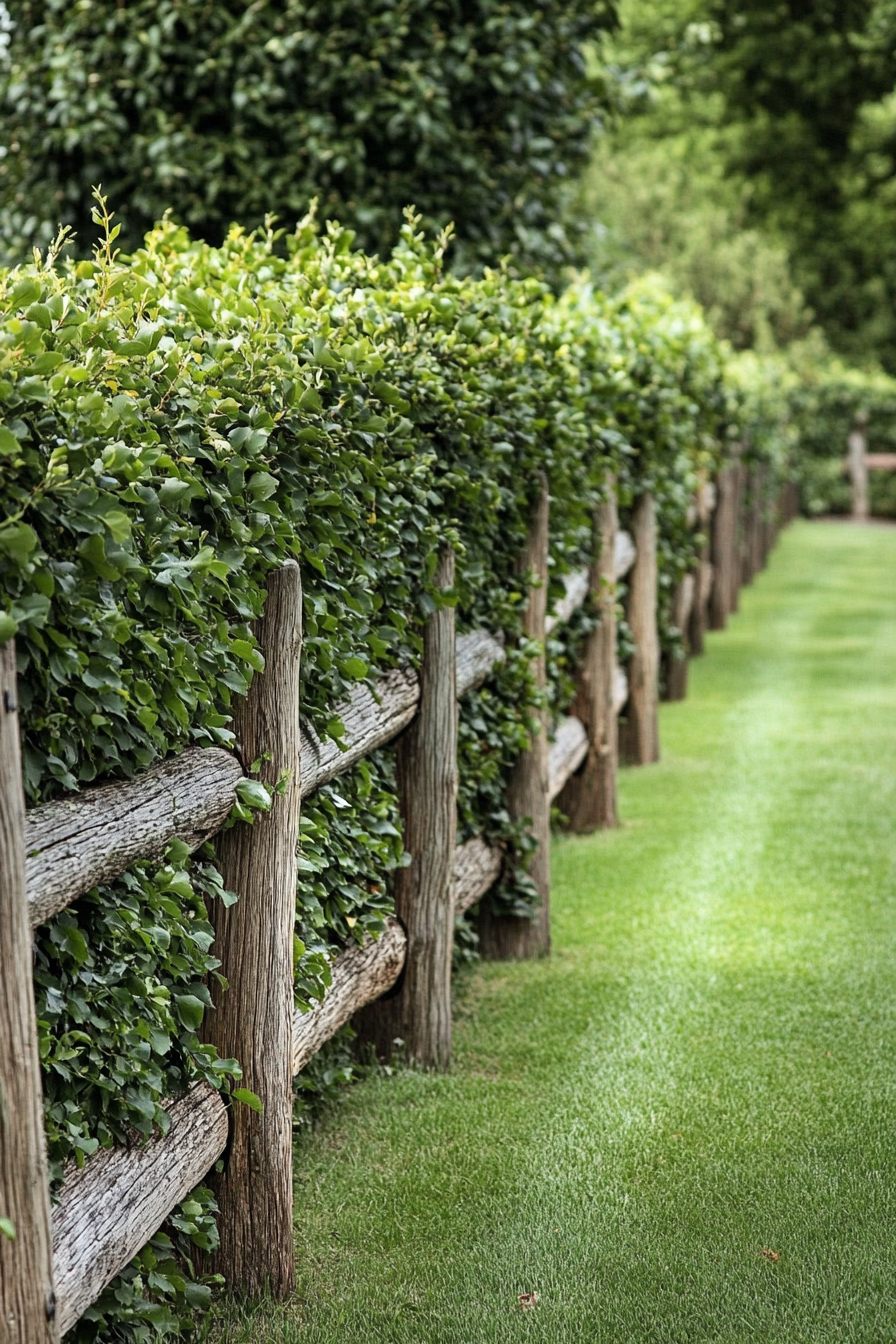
[545,568,589,636]
[50,712,604,1327]
[52,1082,229,1336]
[615,529,636,580]
[292,916,408,1074]
[26,748,243,928]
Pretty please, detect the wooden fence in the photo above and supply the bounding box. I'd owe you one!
[0,472,793,1339]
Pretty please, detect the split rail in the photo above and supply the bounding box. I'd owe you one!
[0,468,794,1338]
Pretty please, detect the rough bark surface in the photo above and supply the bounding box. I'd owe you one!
[25,748,242,928]
[729,463,746,615]
[357,551,458,1067]
[614,529,636,580]
[294,919,407,1074]
[619,493,660,766]
[560,490,619,832]
[456,629,505,697]
[710,467,737,631]
[205,562,302,1297]
[52,1084,227,1337]
[663,573,695,703]
[479,479,551,960]
[689,482,715,657]
[300,666,419,797]
[453,834,503,916]
[849,413,869,521]
[0,642,57,1343]
[544,568,589,636]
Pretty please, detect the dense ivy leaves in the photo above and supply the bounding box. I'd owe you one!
[35,849,239,1342]
[0,0,618,277]
[0,205,783,1343]
[35,849,239,1188]
[68,1185,223,1342]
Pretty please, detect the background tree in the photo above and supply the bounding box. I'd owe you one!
[0,0,618,274]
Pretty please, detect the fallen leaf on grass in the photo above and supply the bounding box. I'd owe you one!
[760,1248,780,1262]
[518,1292,539,1310]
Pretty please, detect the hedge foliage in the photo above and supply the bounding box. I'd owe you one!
[0,204,781,1340]
[0,0,618,276]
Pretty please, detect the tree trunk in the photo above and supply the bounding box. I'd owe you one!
[356,550,458,1068]
[619,493,660,766]
[205,562,302,1298]
[479,478,551,960]
[0,641,58,1344]
[559,485,619,831]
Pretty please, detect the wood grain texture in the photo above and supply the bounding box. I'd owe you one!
[544,568,589,636]
[614,529,636,580]
[25,748,242,929]
[710,466,737,631]
[548,716,588,801]
[479,477,551,960]
[357,551,458,1067]
[619,493,660,767]
[205,562,302,1296]
[52,1083,227,1337]
[300,666,419,798]
[663,573,695,703]
[453,834,503,916]
[559,488,620,832]
[24,629,502,933]
[293,918,407,1074]
[689,481,715,657]
[456,629,505,697]
[0,642,57,1343]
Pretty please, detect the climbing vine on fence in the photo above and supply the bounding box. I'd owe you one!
[0,198,779,1342]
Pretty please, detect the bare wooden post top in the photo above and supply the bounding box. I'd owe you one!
[0,640,58,1343]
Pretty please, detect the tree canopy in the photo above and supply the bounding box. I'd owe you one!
[0,0,618,274]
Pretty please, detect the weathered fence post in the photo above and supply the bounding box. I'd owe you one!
[688,480,714,657]
[480,477,551,959]
[619,492,660,766]
[0,640,58,1344]
[729,460,746,615]
[663,573,694,703]
[710,463,737,631]
[205,561,302,1297]
[849,411,869,521]
[356,549,458,1069]
[559,478,619,832]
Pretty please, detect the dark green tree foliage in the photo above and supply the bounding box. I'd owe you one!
[704,1,891,353]
[0,0,617,274]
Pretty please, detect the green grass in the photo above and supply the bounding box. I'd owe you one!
[213,521,896,1343]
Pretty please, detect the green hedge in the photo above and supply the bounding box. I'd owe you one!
[0,205,764,1340]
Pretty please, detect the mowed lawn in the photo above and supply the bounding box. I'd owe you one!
[214,521,896,1343]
